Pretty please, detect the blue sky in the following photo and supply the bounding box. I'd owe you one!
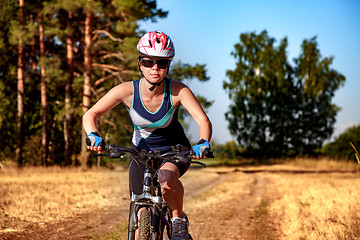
[139,0,360,144]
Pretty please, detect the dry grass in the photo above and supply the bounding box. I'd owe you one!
[0,167,129,224]
[265,161,360,240]
[351,142,360,165]
[288,157,359,172]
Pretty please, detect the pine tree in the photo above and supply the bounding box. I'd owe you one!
[39,11,48,166]
[16,0,25,166]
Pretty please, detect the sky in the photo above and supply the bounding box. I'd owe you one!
[139,0,360,144]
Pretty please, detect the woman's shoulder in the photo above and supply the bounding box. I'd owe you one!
[169,79,194,102]
[108,81,134,99]
[108,81,134,107]
[113,80,133,90]
[169,79,188,90]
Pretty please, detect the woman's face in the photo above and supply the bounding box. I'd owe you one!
[139,57,170,83]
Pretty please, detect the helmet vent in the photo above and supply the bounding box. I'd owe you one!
[137,31,174,59]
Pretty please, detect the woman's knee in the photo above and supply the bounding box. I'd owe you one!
[158,169,177,188]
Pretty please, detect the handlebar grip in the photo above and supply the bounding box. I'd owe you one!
[190,148,214,158]
[203,148,214,158]
[205,151,214,158]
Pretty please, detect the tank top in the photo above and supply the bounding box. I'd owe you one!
[127,78,190,151]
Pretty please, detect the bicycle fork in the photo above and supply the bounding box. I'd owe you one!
[128,168,168,239]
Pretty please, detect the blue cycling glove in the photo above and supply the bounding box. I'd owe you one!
[86,131,105,149]
[192,139,210,158]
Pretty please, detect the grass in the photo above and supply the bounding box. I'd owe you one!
[196,156,258,167]
[251,198,278,240]
[91,221,128,240]
[235,157,360,240]
[0,167,129,227]
[265,171,360,239]
[1,158,360,239]
[351,142,360,165]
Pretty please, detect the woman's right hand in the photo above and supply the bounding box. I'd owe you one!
[86,131,106,152]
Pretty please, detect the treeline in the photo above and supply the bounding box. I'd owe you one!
[212,125,360,162]
[0,0,210,167]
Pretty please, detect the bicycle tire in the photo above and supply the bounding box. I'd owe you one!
[139,208,152,240]
[128,202,136,240]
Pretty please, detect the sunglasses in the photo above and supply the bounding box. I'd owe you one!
[140,58,171,69]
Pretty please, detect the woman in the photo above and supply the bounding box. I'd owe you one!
[83,31,212,240]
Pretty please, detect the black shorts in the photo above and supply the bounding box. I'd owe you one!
[128,144,190,196]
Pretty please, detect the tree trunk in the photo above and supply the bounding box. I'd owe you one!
[39,13,48,167]
[16,0,25,167]
[30,14,37,72]
[64,10,74,166]
[81,7,93,168]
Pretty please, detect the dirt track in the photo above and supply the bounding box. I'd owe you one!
[185,169,270,240]
[1,167,270,240]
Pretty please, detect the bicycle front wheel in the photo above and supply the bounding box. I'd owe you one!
[139,208,151,240]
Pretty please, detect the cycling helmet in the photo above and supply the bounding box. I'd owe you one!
[137,31,175,59]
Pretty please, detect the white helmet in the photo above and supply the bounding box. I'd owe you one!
[137,31,175,59]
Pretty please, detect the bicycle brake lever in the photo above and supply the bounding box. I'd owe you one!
[174,155,189,164]
[91,153,107,158]
[92,152,125,158]
[109,152,126,158]
[190,160,207,167]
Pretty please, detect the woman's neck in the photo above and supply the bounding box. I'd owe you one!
[141,77,165,96]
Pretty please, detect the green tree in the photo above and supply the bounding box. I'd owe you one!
[6,0,42,165]
[16,0,25,166]
[293,37,345,155]
[322,125,360,161]
[224,30,345,158]
[0,1,18,160]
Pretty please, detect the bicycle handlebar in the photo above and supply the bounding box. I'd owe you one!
[92,144,213,167]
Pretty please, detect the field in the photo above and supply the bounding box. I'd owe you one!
[0,159,360,239]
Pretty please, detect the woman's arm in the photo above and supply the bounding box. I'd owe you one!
[172,81,212,142]
[83,81,133,135]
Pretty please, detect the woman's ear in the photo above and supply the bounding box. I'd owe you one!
[138,60,144,77]
[166,62,171,75]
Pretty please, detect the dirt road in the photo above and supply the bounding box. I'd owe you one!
[185,169,269,240]
[1,167,270,240]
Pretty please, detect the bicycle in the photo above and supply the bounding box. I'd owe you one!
[94,144,212,240]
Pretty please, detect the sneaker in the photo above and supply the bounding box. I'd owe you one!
[171,214,189,240]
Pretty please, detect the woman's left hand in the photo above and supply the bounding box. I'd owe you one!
[192,139,210,159]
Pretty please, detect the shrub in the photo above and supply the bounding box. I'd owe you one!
[322,125,360,161]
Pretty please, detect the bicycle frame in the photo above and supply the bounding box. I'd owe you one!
[128,155,172,240]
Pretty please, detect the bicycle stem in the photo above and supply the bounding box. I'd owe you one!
[142,169,152,193]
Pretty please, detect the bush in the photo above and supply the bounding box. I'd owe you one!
[322,125,360,161]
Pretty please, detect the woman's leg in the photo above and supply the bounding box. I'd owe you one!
[157,162,184,218]
[129,155,145,196]
[128,155,145,240]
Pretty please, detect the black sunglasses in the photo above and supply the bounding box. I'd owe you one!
[140,58,171,69]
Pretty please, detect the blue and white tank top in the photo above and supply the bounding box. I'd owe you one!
[128,78,190,151]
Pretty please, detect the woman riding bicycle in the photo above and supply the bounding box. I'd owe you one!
[83,30,212,240]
